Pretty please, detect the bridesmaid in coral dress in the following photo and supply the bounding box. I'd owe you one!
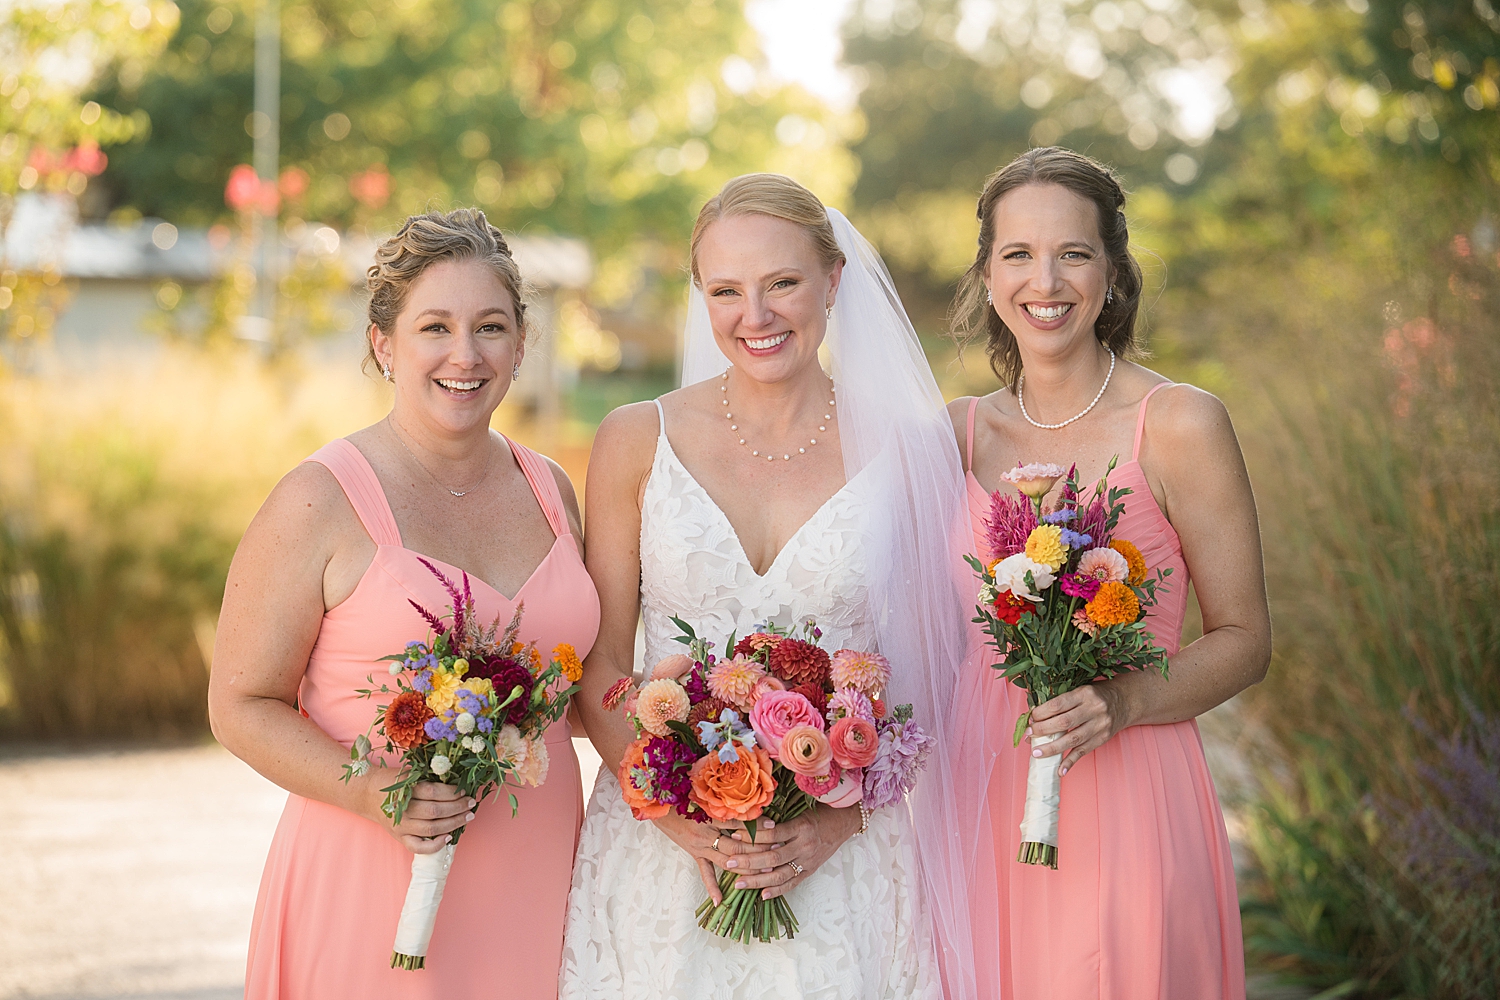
[209,209,598,999]
[945,149,1271,999]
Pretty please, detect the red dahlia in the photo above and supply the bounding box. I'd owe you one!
[768,639,831,688]
[687,696,730,729]
[385,690,434,749]
[733,632,783,659]
[791,682,830,717]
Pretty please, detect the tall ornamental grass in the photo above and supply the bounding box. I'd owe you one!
[1237,243,1500,998]
[0,349,390,738]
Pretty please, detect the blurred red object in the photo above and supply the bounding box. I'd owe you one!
[279,166,310,200]
[349,165,391,208]
[226,164,280,215]
[63,140,108,176]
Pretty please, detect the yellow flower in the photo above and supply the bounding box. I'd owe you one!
[452,658,469,678]
[460,677,493,702]
[426,671,463,716]
[1109,539,1148,586]
[1085,581,1140,627]
[553,643,584,683]
[1025,525,1068,571]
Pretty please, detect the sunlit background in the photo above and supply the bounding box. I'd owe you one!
[1,1,1497,997]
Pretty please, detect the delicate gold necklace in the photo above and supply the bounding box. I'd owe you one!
[387,418,494,497]
[720,366,836,462]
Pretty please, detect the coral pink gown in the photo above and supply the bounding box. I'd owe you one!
[961,385,1245,999]
[244,437,599,1000]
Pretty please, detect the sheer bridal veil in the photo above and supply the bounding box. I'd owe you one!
[680,208,999,999]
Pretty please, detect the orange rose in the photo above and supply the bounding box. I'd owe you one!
[689,744,775,822]
[617,738,670,820]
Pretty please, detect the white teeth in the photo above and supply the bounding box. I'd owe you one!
[745,332,790,350]
[1025,304,1072,321]
[437,379,483,391]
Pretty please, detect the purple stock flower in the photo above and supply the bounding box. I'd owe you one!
[642,736,701,818]
[682,664,710,705]
[862,719,935,810]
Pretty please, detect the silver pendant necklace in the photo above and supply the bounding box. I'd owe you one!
[1017,350,1116,430]
[388,418,494,497]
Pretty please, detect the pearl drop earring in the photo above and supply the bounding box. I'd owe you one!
[382,363,392,381]
[512,362,521,381]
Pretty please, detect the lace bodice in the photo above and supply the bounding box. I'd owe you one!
[638,421,876,670]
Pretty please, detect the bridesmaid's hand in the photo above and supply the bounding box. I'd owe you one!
[372,780,476,855]
[724,804,862,900]
[1028,681,1134,775]
[651,813,777,903]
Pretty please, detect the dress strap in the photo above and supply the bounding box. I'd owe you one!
[965,397,979,471]
[1133,382,1176,461]
[652,397,666,436]
[505,436,569,539]
[303,439,402,547]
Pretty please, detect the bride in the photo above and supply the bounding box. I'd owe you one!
[561,174,987,999]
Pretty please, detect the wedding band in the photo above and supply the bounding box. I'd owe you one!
[712,836,722,852]
[787,860,804,875]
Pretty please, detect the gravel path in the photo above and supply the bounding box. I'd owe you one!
[0,741,603,1000]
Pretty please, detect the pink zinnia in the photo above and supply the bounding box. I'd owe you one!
[1077,546,1129,584]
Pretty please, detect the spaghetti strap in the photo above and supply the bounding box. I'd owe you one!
[505,436,570,539]
[1133,382,1176,461]
[965,397,979,471]
[304,439,402,548]
[652,397,666,437]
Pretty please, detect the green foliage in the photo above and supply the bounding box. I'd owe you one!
[94,0,856,254]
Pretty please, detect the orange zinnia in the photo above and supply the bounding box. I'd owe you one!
[1085,581,1140,627]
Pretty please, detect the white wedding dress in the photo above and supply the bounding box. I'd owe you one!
[558,403,942,1000]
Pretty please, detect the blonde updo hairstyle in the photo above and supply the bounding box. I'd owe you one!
[951,147,1145,389]
[363,208,528,374]
[689,173,845,287]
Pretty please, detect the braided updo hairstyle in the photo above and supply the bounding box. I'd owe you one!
[950,147,1144,389]
[363,208,527,374]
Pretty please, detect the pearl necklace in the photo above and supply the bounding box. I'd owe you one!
[720,366,835,462]
[1017,350,1116,430]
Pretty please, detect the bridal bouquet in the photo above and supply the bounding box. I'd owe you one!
[602,617,933,943]
[342,558,582,970]
[966,459,1171,870]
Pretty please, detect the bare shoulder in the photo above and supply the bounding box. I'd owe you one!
[588,400,662,498]
[1145,382,1238,451]
[234,458,363,577]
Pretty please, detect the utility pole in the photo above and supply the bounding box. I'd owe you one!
[252,0,279,343]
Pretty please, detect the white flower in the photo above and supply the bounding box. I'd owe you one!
[977,582,999,606]
[516,737,550,787]
[388,661,403,676]
[496,724,525,768]
[992,552,1056,602]
[349,758,370,777]
[455,711,476,735]
[430,754,451,776]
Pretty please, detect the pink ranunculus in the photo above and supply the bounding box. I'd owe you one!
[828,716,879,769]
[780,725,834,777]
[651,653,695,680]
[748,690,823,759]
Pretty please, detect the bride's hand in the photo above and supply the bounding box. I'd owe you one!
[651,812,778,903]
[722,804,862,900]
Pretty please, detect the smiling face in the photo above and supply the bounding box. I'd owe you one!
[696,213,843,385]
[370,256,523,436]
[984,182,1113,358]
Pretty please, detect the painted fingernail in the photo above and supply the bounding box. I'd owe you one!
[726,860,738,869]
[1025,727,1033,736]
[763,820,775,828]
[467,798,477,809]
[735,880,747,889]
[772,843,784,849]
[1032,748,1042,757]
[1060,767,1069,776]
[443,834,452,843]
[465,812,475,822]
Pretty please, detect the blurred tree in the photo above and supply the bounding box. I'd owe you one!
[94,0,858,274]
[0,0,176,353]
